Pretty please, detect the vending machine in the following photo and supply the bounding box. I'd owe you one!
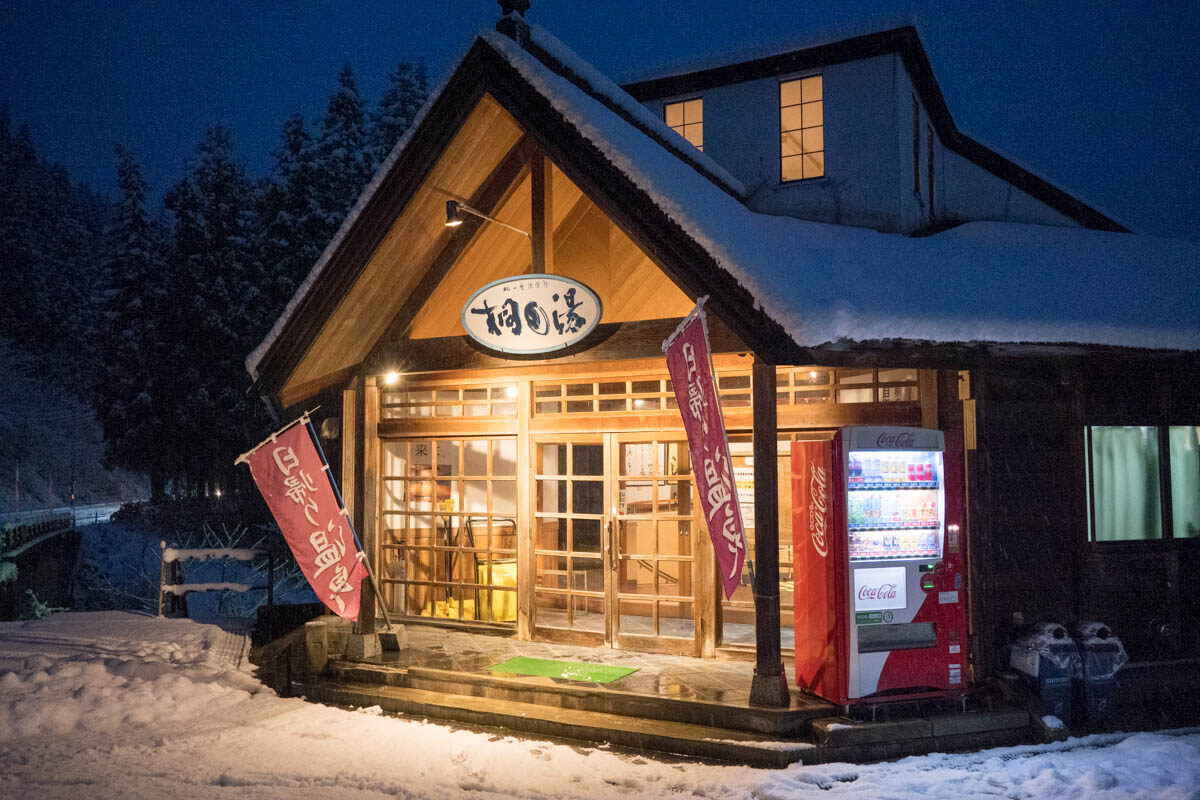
[792,426,967,705]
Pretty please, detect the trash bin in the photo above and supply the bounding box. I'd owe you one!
[1070,621,1128,728]
[1008,621,1081,722]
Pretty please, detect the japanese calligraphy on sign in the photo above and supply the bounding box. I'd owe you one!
[663,299,749,600]
[462,275,602,354]
[242,422,367,619]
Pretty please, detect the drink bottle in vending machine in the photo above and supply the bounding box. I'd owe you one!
[791,426,968,705]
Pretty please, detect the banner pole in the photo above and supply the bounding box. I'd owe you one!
[303,416,394,632]
[234,406,322,466]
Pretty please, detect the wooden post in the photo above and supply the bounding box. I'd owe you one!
[516,380,534,640]
[749,358,790,707]
[530,151,553,274]
[361,376,381,632]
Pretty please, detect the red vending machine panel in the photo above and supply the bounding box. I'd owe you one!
[792,426,967,705]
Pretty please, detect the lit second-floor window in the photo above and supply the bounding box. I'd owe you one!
[665,98,703,151]
[780,75,823,181]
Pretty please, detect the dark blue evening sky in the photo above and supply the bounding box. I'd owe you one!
[3,1,1198,240]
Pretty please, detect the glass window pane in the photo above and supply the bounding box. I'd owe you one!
[838,388,873,404]
[1169,426,1200,538]
[493,480,517,516]
[494,439,517,476]
[684,123,703,149]
[781,155,804,182]
[781,131,803,157]
[1090,426,1163,541]
[802,100,823,129]
[780,79,803,107]
[780,105,804,133]
[573,444,604,476]
[801,75,822,103]
[838,369,874,384]
[802,127,824,154]
[464,439,488,475]
[665,102,684,127]
[683,98,702,123]
[879,368,918,382]
[804,151,825,179]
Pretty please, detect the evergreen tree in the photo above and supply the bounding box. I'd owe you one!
[0,114,105,386]
[162,125,267,494]
[372,59,428,163]
[314,65,375,241]
[257,113,323,327]
[95,145,172,497]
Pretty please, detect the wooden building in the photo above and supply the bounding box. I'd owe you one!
[248,10,1200,704]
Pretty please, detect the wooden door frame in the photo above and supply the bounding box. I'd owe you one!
[528,434,610,648]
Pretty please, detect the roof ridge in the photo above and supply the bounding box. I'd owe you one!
[516,24,747,202]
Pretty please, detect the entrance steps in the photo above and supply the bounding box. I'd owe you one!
[291,659,1031,767]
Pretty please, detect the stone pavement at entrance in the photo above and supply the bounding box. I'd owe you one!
[371,623,820,710]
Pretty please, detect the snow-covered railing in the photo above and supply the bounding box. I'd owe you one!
[157,542,273,617]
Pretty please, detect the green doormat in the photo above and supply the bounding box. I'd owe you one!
[487,656,637,684]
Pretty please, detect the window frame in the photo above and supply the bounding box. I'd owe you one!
[778,72,825,184]
[1084,423,1200,548]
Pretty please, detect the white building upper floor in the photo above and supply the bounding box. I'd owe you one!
[621,28,1124,236]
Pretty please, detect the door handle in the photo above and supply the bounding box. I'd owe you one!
[607,518,616,572]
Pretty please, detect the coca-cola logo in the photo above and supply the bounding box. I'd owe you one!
[808,463,828,557]
[876,431,916,448]
[858,583,898,601]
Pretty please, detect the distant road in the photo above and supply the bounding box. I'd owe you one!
[1,502,131,527]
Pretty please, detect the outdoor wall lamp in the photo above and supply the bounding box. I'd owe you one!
[444,199,530,238]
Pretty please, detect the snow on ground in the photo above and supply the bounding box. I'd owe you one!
[1,613,1198,799]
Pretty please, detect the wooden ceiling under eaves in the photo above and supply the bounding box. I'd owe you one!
[279,93,695,407]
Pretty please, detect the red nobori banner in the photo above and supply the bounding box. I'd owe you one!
[242,422,366,619]
[663,300,748,599]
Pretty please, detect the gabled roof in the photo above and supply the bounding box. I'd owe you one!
[248,23,1200,406]
[621,26,1129,234]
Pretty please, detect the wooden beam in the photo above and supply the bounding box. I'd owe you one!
[748,358,790,707]
[367,316,747,375]
[530,150,553,274]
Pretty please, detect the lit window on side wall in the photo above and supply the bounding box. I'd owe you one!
[780,75,823,181]
[665,98,703,151]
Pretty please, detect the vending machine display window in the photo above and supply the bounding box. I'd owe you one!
[846,448,943,562]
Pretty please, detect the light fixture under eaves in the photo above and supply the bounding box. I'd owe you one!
[444,199,531,238]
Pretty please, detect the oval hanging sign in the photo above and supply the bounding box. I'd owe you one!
[461,275,603,355]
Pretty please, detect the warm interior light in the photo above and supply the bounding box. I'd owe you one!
[444,200,464,227]
[383,371,400,386]
[504,385,518,398]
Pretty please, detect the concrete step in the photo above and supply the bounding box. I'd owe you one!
[326,660,834,736]
[298,678,818,768]
[808,709,1031,762]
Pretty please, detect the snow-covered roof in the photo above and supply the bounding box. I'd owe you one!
[248,24,1200,386]
[488,29,1200,352]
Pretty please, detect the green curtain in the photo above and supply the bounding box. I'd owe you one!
[1090,426,1162,542]
[1170,426,1200,539]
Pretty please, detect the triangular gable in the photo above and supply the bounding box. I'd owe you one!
[252,34,798,408]
[406,163,692,340]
